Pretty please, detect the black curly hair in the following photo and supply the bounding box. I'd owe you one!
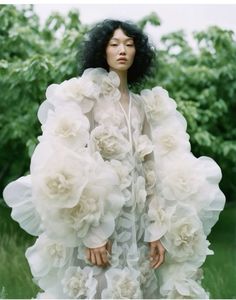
[78,19,156,86]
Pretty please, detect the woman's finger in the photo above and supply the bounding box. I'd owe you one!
[153,252,165,269]
[149,243,156,259]
[154,242,165,267]
[94,250,103,266]
[90,250,96,265]
[106,240,112,255]
[85,248,91,262]
[101,249,109,266]
[151,253,159,268]
[157,243,165,255]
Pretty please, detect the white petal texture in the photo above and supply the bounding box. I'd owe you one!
[90,125,131,160]
[160,263,209,299]
[161,205,212,264]
[40,103,90,150]
[25,233,74,290]
[45,77,97,113]
[3,175,42,236]
[141,86,177,125]
[101,71,121,102]
[101,267,142,299]
[61,266,98,299]
[134,134,154,161]
[30,141,125,247]
[30,141,90,210]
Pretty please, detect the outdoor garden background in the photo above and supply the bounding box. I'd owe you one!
[0,4,236,298]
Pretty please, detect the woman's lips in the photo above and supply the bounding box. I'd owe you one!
[117,58,127,63]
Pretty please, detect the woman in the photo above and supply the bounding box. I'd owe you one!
[3,19,225,299]
[79,19,165,272]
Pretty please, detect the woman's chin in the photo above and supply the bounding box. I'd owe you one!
[110,65,130,73]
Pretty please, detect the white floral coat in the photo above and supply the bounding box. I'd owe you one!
[3,67,225,299]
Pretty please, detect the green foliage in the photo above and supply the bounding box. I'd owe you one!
[137,11,161,30]
[0,5,235,202]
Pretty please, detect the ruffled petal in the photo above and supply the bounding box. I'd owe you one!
[3,175,42,236]
[37,100,55,125]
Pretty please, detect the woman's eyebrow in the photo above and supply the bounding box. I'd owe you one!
[110,37,134,41]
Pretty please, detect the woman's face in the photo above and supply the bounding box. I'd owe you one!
[105,28,136,72]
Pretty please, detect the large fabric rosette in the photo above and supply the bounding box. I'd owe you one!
[141,86,226,298]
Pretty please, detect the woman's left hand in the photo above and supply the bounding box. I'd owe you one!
[149,239,165,269]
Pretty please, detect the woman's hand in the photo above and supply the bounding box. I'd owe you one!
[149,239,165,269]
[85,240,112,268]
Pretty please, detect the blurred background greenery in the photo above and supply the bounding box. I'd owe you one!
[0,4,235,299]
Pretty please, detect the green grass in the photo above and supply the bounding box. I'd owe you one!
[0,205,39,299]
[202,202,236,298]
[0,201,235,298]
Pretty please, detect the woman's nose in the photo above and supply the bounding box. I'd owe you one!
[118,44,126,54]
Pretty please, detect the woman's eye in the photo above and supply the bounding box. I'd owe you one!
[110,44,118,46]
[127,44,134,47]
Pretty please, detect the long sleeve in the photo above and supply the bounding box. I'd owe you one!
[142,114,168,242]
[139,85,225,296]
[140,86,225,245]
[3,69,125,251]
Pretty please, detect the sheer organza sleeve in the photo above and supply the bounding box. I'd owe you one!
[3,68,125,250]
[142,114,168,242]
[140,85,225,297]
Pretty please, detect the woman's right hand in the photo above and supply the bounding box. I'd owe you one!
[85,240,112,268]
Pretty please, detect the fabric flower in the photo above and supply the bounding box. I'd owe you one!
[30,141,90,210]
[57,188,104,236]
[40,103,90,150]
[101,267,142,299]
[109,159,134,191]
[45,76,97,113]
[25,233,73,279]
[144,195,173,242]
[152,116,191,156]
[101,71,121,102]
[162,205,212,264]
[141,86,177,124]
[37,99,55,125]
[90,125,131,160]
[134,134,154,161]
[37,68,107,125]
[61,266,97,299]
[3,175,42,236]
[160,263,208,299]
[160,153,205,202]
[37,151,125,247]
[81,67,108,86]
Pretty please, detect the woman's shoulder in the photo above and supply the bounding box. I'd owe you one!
[133,85,177,110]
[130,85,174,108]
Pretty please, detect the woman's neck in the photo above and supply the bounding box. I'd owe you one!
[110,68,129,95]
